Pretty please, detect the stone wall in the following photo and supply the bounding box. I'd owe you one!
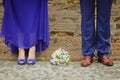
[0,0,120,61]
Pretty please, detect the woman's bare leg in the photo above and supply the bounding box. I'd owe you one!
[28,46,36,59]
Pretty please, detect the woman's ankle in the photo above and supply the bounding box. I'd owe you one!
[18,48,25,59]
[28,46,36,59]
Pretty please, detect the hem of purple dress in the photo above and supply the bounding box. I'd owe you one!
[0,35,49,53]
[8,41,49,54]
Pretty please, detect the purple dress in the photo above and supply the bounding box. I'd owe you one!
[0,0,49,53]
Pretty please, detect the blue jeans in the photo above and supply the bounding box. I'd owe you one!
[80,0,112,56]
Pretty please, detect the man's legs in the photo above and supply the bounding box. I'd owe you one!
[96,0,113,66]
[96,0,112,56]
[80,0,95,67]
[80,0,96,56]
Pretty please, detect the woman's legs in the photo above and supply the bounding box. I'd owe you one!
[27,46,36,65]
[18,46,36,65]
[28,46,36,59]
[17,48,26,64]
[18,48,25,59]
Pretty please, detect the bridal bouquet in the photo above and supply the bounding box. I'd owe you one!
[50,48,70,65]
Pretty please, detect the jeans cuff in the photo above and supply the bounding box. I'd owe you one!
[97,52,109,57]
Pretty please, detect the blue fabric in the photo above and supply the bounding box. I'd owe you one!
[80,0,112,56]
[0,0,49,53]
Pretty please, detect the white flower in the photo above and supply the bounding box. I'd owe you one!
[50,48,70,65]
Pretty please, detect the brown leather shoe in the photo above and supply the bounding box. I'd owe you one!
[98,55,113,66]
[81,56,93,67]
